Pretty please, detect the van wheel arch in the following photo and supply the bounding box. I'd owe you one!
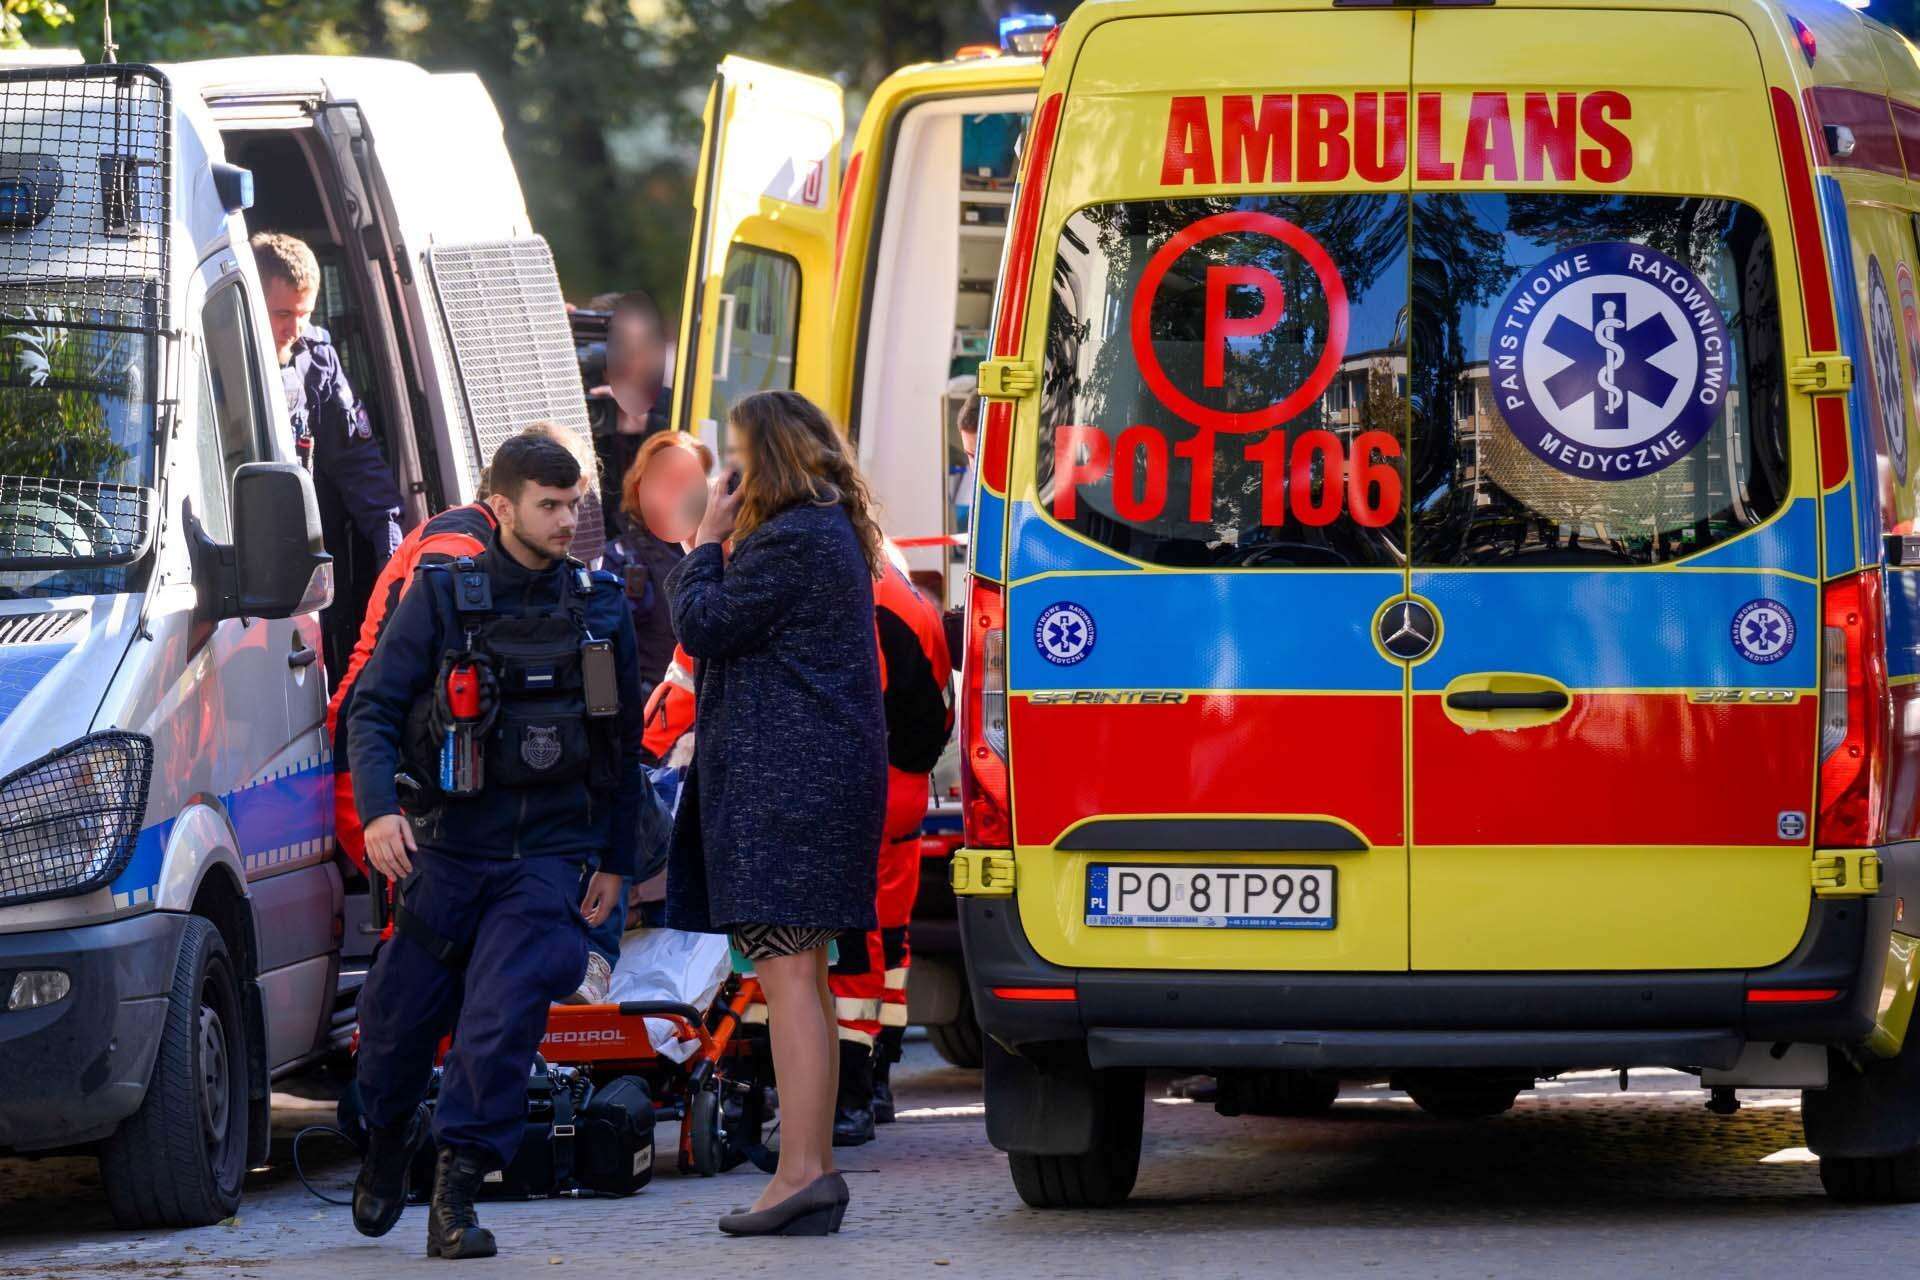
[189,867,271,1169]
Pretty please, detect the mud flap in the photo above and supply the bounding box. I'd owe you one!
[243,978,270,1168]
[984,1037,1140,1157]
[1804,1038,1920,1160]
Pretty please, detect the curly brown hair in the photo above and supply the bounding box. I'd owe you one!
[728,390,884,578]
[248,231,319,293]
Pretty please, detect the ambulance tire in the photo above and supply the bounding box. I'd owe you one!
[1806,1039,1920,1203]
[100,918,249,1227]
[1006,1069,1145,1209]
[1817,1151,1920,1203]
[928,984,984,1069]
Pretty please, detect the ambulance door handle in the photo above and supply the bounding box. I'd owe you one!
[1446,691,1567,712]
[1440,674,1573,731]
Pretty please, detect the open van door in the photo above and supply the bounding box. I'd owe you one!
[674,57,843,448]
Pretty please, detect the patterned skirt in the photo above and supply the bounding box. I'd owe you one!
[730,922,840,962]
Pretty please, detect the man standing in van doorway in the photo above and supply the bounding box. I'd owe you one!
[250,232,406,678]
[588,289,673,540]
[344,434,647,1259]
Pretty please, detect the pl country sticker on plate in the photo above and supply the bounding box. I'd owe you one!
[1035,601,1096,667]
[1731,597,1796,665]
[1491,241,1729,483]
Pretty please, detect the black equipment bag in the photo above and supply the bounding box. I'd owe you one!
[407,1057,583,1201]
[575,1074,656,1196]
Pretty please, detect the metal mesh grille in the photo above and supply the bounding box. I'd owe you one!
[0,475,152,570]
[0,730,152,907]
[0,65,171,330]
[425,237,604,560]
[0,608,82,645]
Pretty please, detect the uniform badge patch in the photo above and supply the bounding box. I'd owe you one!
[1490,240,1728,483]
[1035,602,1096,667]
[522,725,563,771]
[1731,598,1795,665]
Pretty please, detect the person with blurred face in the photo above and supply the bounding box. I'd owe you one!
[250,232,405,679]
[601,431,714,704]
[590,290,673,539]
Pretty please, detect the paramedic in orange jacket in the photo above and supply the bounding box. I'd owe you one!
[639,548,954,1142]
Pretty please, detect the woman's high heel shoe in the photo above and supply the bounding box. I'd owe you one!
[718,1174,848,1237]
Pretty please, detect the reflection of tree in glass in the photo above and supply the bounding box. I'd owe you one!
[1410,192,1508,520]
[0,313,132,483]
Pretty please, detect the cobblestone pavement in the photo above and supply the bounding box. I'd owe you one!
[1,1039,1914,1279]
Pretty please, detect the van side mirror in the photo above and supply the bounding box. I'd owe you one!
[186,462,333,622]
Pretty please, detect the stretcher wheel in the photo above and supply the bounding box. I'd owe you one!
[688,1086,724,1177]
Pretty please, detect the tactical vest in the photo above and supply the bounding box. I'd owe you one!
[402,552,618,810]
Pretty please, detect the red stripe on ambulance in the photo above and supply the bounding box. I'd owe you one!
[1161,91,1632,187]
[1412,693,1817,846]
[1009,695,1404,849]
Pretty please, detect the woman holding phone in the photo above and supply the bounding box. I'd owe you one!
[665,390,887,1237]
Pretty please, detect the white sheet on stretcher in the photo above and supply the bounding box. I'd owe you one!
[606,927,732,1063]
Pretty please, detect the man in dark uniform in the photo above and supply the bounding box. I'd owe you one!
[588,289,673,540]
[344,434,646,1258]
[251,232,406,678]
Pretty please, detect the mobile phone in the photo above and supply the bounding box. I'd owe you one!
[725,467,742,495]
[581,639,618,718]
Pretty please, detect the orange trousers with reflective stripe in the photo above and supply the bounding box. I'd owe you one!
[828,769,929,1049]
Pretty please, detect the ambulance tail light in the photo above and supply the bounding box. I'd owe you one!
[1816,569,1889,848]
[961,577,1011,849]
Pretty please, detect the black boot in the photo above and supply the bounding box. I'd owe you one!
[872,1026,904,1124]
[833,1040,876,1147]
[426,1147,497,1259]
[351,1105,429,1238]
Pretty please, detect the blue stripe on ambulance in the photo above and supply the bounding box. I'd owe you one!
[1008,569,1403,693]
[1818,175,1879,575]
[973,483,1008,583]
[1677,498,1816,575]
[1008,501,1143,579]
[1410,570,1820,690]
[1886,568,1920,682]
[109,756,333,908]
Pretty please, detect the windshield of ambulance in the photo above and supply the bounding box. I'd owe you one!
[1037,193,1787,567]
[0,283,155,599]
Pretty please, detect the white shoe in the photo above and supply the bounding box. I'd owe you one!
[563,951,612,1005]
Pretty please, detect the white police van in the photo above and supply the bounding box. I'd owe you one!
[0,57,592,1226]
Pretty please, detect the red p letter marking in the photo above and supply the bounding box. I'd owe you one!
[1053,425,1112,520]
[1204,266,1286,388]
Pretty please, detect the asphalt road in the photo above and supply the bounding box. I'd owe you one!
[0,1038,1913,1279]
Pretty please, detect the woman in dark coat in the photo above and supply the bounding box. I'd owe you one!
[665,389,887,1236]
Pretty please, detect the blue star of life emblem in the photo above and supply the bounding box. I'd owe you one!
[1035,601,1096,667]
[1491,241,1728,483]
[1731,598,1795,666]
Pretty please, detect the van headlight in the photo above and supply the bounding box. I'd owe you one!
[0,732,153,907]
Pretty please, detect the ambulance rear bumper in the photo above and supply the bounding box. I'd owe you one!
[958,860,1908,1073]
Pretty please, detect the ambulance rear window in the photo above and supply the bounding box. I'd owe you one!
[1036,194,1410,568]
[1409,194,1787,566]
[1034,193,1787,568]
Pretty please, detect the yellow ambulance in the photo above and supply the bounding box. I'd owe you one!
[935,0,1920,1209]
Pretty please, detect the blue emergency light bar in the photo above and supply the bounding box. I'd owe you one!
[999,12,1056,54]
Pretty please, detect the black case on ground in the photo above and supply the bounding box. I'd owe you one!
[576,1074,656,1196]
[407,1058,582,1201]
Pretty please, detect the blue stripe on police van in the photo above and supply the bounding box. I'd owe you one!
[1007,503,1142,579]
[1886,569,1920,680]
[1410,569,1820,690]
[1824,484,1857,579]
[109,756,334,908]
[1009,570,1405,692]
[972,485,1007,583]
[1676,499,1816,575]
[1818,176,1882,573]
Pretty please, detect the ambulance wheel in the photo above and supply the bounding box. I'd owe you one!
[1818,1151,1920,1203]
[688,1086,724,1177]
[928,985,984,1069]
[1404,1076,1523,1120]
[100,917,250,1227]
[1006,1069,1145,1209]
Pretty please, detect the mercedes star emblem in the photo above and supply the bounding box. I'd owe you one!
[1378,599,1438,661]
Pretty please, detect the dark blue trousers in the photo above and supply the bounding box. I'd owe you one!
[356,849,589,1168]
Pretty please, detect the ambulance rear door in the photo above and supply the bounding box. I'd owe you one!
[673,56,842,452]
[1402,8,1820,971]
[999,8,1417,975]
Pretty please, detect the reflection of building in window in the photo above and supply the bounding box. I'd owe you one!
[1320,347,1408,435]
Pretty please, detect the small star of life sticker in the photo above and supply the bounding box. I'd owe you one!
[1731,598,1795,665]
[1035,601,1096,666]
